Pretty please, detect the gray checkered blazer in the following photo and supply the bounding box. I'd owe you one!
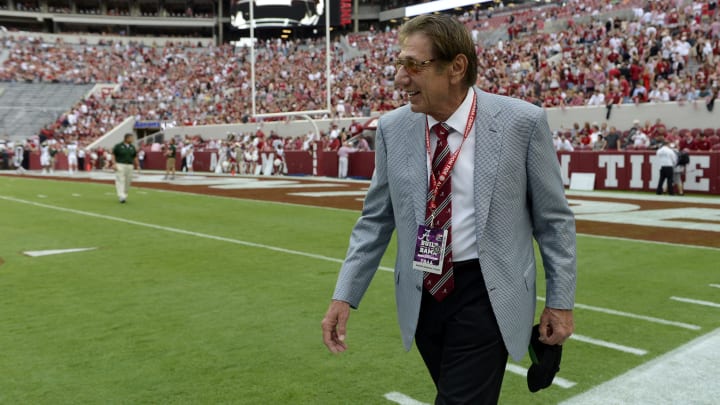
[332,87,576,361]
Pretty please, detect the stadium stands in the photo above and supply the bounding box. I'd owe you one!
[0,0,718,156]
[0,82,93,141]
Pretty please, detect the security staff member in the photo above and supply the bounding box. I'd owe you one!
[112,133,139,203]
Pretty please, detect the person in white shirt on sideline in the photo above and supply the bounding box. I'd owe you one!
[66,140,78,174]
[336,141,358,179]
[185,144,195,175]
[40,142,51,174]
[13,143,26,174]
[656,140,678,195]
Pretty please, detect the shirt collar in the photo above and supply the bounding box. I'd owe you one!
[426,87,475,135]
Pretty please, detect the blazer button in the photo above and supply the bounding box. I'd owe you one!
[416,285,422,292]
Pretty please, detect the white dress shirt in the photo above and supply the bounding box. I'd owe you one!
[656,145,677,167]
[426,88,477,262]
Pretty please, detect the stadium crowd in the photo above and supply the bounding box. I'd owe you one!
[1,0,720,167]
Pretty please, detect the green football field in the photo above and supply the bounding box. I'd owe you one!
[1,175,718,404]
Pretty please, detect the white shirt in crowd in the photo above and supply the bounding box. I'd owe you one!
[656,144,678,167]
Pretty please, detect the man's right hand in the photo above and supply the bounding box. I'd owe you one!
[321,300,350,354]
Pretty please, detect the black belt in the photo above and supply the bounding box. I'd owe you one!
[453,259,480,271]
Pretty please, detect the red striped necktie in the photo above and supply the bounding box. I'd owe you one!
[424,123,454,301]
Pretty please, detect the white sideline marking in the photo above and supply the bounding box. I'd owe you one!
[570,334,647,356]
[289,191,369,197]
[505,364,576,389]
[560,328,720,405]
[23,247,97,257]
[0,194,707,331]
[710,284,720,289]
[0,195,395,272]
[383,392,428,405]
[537,297,701,330]
[577,232,720,252]
[212,183,343,190]
[670,296,720,309]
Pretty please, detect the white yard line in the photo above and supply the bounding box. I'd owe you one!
[710,284,720,289]
[537,297,701,330]
[0,195,394,273]
[560,328,720,405]
[570,334,647,356]
[566,190,720,205]
[576,232,720,252]
[505,363,577,389]
[383,392,429,405]
[1,195,703,330]
[670,296,720,309]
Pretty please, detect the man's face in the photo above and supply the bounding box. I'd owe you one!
[394,33,454,121]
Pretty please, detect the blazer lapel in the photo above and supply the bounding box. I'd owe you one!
[402,113,428,226]
[472,89,502,242]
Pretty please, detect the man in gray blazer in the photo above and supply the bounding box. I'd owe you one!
[321,14,576,404]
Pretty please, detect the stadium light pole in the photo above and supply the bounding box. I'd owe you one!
[217,0,224,45]
[250,0,256,117]
[325,0,331,117]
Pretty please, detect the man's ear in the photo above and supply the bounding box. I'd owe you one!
[449,54,468,85]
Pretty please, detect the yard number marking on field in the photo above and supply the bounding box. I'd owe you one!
[670,296,720,309]
[23,247,97,257]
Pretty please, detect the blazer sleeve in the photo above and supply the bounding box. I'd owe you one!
[332,122,397,308]
[526,109,577,310]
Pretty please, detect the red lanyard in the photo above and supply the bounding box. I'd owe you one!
[425,92,477,212]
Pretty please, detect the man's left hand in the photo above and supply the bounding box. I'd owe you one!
[538,307,574,345]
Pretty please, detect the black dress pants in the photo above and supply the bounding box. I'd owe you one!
[415,259,508,405]
[656,166,675,195]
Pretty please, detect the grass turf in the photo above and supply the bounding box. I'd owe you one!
[1,175,718,404]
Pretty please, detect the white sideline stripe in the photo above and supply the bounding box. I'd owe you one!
[383,392,428,405]
[710,284,720,289]
[0,195,395,272]
[537,297,700,330]
[670,296,720,308]
[577,232,720,252]
[570,334,647,356]
[288,191,369,197]
[8,175,720,253]
[560,328,720,405]
[0,194,705,332]
[505,363,576,389]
